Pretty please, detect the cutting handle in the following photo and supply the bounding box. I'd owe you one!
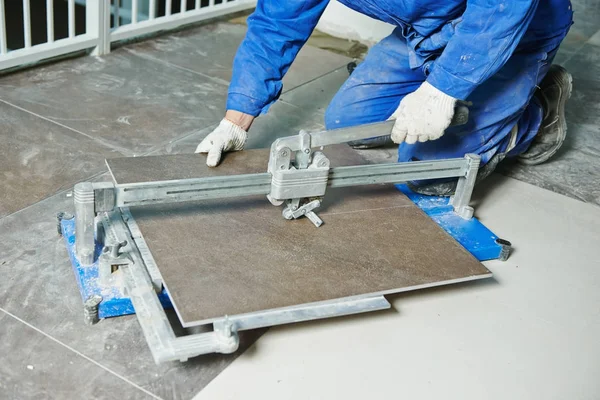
[451,103,469,127]
[310,104,469,149]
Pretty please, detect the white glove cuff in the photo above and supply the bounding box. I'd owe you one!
[220,118,247,149]
[421,81,457,109]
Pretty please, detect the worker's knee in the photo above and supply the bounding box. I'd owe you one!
[324,88,379,130]
[324,98,348,130]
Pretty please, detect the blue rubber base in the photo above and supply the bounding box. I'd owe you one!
[396,184,502,261]
[61,218,172,319]
[62,187,502,319]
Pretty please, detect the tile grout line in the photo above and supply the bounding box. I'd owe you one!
[0,171,113,225]
[141,122,221,156]
[127,46,349,104]
[281,65,349,98]
[138,63,347,156]
[124,48,231,88]
[0,307,164,400]
[0,170,107,222]
[0,99,134,157]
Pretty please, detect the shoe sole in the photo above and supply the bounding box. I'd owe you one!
[519,67,573,165]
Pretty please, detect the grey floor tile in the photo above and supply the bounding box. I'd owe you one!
[499,148,600,205]
[565,77,600,127]
[0,48,228,156]
[499,122,600,205]
[571,0,600,38]
[283,44,353,93]
[158,100,326,155]
[279,67,350,116]
[554,33,588,65]
[126,22,246,85]
[128,22,352,94]
[553,0,600,64]
[588,29,600,47]
[0,102,120,218]
[0,190,263,400]
[563,43,600,82]
[0,311,153,400]
[565,121,600,153]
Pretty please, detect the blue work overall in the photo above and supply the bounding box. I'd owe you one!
[227,0,574,165]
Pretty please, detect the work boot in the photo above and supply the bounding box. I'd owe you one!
[518,65,573,165]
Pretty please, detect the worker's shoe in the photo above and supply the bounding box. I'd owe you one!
[518,65,573,165]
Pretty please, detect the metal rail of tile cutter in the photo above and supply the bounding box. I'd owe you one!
[69,117,483,364]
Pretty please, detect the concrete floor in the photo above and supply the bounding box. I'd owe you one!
[1,0,599,398]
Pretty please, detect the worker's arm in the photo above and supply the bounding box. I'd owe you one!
[392,0,539,145]
[427,0,539,100]
[196,0,329,166]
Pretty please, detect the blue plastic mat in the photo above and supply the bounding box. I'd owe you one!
[61,218,172,319]
[396,184,502,261]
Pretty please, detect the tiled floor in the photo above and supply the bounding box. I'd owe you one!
[1,0,599,398]
[0,21,351,400]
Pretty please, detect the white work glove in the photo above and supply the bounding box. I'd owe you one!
[195,118,248,167]
[390,81,457,145]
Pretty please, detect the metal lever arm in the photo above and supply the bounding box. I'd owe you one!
[289,104,469,150]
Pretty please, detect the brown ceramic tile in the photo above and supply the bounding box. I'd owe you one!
[0,102,120,218]
[0,48,228,155]
[111,146,490,327]
[108,147,270,184]
[127,22,353,93]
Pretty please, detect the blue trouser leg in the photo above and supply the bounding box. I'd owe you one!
[324,29,424,135]
[325,28,565,167]
[398,46,558,166]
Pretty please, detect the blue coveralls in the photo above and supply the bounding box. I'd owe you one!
[227,0,574,166]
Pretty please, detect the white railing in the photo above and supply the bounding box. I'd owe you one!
[0,0,255,72]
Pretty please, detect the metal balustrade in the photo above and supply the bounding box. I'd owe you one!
[0,0,255,72]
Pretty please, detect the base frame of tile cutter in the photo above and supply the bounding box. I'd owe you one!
[59,122,511,364]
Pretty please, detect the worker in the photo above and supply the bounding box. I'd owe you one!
[195,0,574,195]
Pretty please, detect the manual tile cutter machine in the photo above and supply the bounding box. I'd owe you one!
[60,113,510,364]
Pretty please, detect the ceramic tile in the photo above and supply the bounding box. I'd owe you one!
[112,146,489,326]
[128,22,352,93]
[0,48,228,155]
[0,311,153,400]
[0,102,120,218]
[279,67,350,116]
[154,100,325,155]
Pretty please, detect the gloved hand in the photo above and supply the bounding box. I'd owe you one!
[390,81,457,145]
[195,118,248,167]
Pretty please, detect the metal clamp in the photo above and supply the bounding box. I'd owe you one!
[269,151,330,204]
[450,154,481,219]
[98,239,132,286]
[282,199,323,227]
